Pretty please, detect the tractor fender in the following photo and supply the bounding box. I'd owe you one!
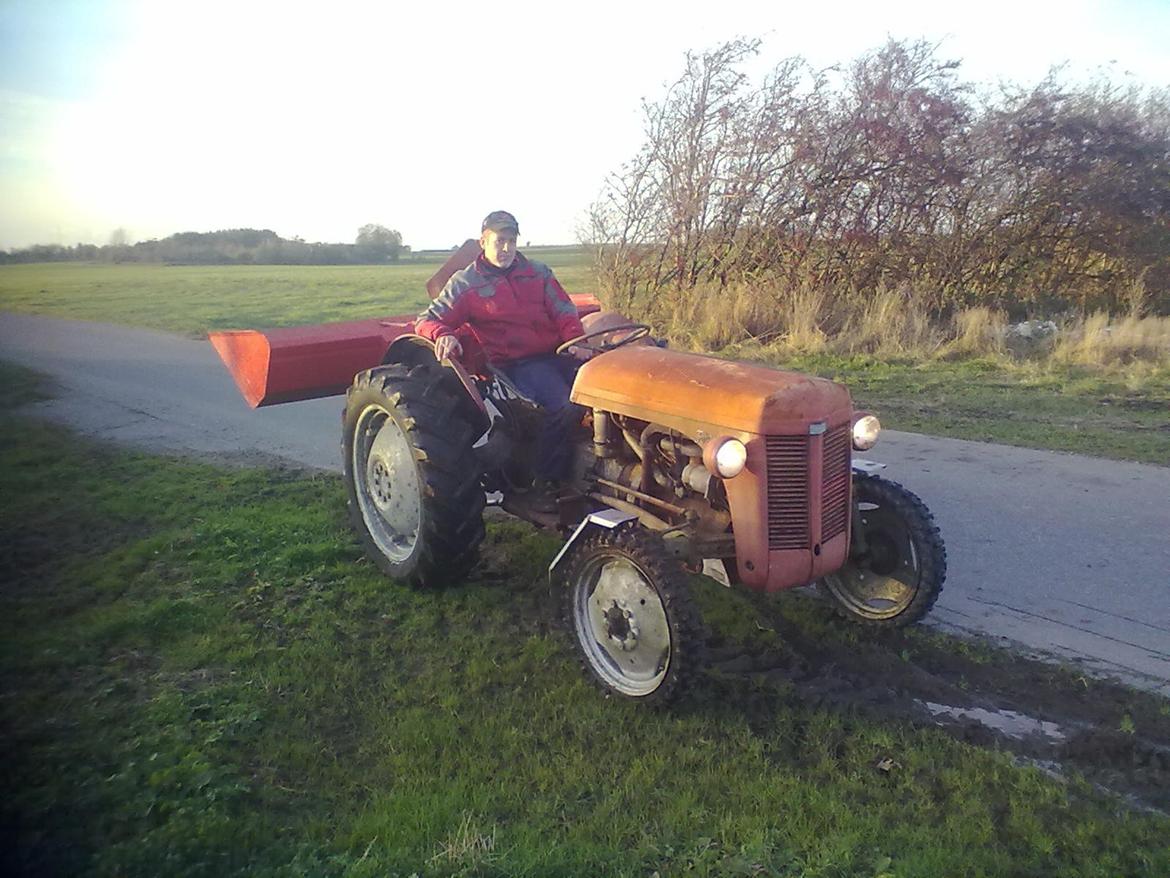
[852,458,887,475]
[549,509,639,581]
[382,333,437,367]
[383,334,491,434]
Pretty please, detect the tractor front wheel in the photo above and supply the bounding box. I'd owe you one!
[818,473,946,627]
[561,524,702,706]
[343,363,485,588]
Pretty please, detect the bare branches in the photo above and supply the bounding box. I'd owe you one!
[590,38,1170,325]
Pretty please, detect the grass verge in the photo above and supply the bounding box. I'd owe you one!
[2,378,1168,876]
[3,259,1168,465]
[717,347,1170,465]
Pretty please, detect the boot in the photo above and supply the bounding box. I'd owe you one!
[529,479,560,514]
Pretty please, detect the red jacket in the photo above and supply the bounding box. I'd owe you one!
[414,252,584,364]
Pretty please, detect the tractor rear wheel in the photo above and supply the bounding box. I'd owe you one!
[818,473,946,627]
[561,524,702,706]
[343,363,485,588]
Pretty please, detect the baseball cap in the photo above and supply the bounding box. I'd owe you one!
[482,210,520,234]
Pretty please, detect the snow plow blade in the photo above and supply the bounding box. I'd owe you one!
[208,317,415,408]
[209,293,601,408]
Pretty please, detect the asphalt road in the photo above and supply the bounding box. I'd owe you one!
[3,311,1168,695]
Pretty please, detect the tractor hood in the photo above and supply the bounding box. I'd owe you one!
[571,346,852,435]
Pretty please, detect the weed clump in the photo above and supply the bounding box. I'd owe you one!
[1051,313,1170,367]
[649,274,1167,376]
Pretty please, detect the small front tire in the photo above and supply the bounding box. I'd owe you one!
[818,473,946,627]
[561,524,701,705]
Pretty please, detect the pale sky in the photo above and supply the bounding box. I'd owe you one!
[1,0,1168,250]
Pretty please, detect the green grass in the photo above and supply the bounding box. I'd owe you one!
[3,384,1168,876]
[0,361,54,409]
[0,250,598,338]
[3,258,1168,464]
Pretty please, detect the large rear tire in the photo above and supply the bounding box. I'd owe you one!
[818,473,946,627]
[561,524,702,706]
[343,363,485,588]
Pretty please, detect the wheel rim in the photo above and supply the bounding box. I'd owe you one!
[824,499,920,620]
[572,555,671,696]
[352,403,422,563]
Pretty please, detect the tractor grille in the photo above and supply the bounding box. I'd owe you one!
[821,426,851,541]
[766,435,810,550]
[766,426,852,551]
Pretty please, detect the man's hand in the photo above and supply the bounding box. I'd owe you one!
[564,344,595,363]
[433,335,463,361]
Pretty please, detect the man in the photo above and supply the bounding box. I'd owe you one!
[414,211,585,506]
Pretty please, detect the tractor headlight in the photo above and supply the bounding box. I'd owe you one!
[852,414,881,451]
[711,438,747,478]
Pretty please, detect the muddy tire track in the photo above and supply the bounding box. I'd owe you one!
[702,593,1170,813]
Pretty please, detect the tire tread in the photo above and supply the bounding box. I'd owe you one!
[559,524,704,707]
[343,362,486,589]
[819,472,946,627]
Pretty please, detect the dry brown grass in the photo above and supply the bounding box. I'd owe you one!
[1122,271,1153,318]
[658,280,945,358]
[429,812,498,869]
[661,280,783,349]
[617,275,1169,370]
[778,282,833,353]
[834,284,944,356]
[1050,313,1170,367]
[940,307,1008,359]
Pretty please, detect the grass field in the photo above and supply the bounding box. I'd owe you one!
[3,366,1168,877]
[736,349,1170,465]
[1,257,1167,464]
[0,248,598,338]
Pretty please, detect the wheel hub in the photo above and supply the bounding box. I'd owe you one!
[370,459,393,506]
[865,532,899,575]
[603,600,640,651]
[352,405,422,564]
[573,557,672,696]
[822,497,921,620]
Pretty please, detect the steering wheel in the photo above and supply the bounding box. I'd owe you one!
[555,323,652,356]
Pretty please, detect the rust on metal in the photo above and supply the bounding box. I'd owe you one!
[591,476,690,517]
[572,346,852,435]
[572,345,852,593]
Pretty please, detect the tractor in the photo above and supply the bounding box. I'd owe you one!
[210,241,946,705]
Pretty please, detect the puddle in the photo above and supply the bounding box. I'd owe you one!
[921,702,1068,742]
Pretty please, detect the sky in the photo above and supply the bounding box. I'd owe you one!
[1,0,1168,251]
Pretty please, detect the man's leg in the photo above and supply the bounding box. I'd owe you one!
[501,354,582,482]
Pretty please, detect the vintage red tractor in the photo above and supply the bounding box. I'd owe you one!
[210,242,946,705]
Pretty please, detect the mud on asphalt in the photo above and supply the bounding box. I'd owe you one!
[698,589,1170,815]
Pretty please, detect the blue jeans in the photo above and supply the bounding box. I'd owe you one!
[501,354,583,482]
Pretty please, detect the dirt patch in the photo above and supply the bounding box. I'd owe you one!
[1100,395,1170,413]
[704,592,1170,814]
[475,526,1170,813]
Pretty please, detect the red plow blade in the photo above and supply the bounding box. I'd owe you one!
[208,293,601,409]
[208,317,414,408]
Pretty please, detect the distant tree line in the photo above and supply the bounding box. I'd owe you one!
[590,39,1170,318]
[0,226,408,265]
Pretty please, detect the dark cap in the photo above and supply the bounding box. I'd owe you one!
[481,210,519,235]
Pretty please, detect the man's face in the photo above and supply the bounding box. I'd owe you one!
[481,228,518,269]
